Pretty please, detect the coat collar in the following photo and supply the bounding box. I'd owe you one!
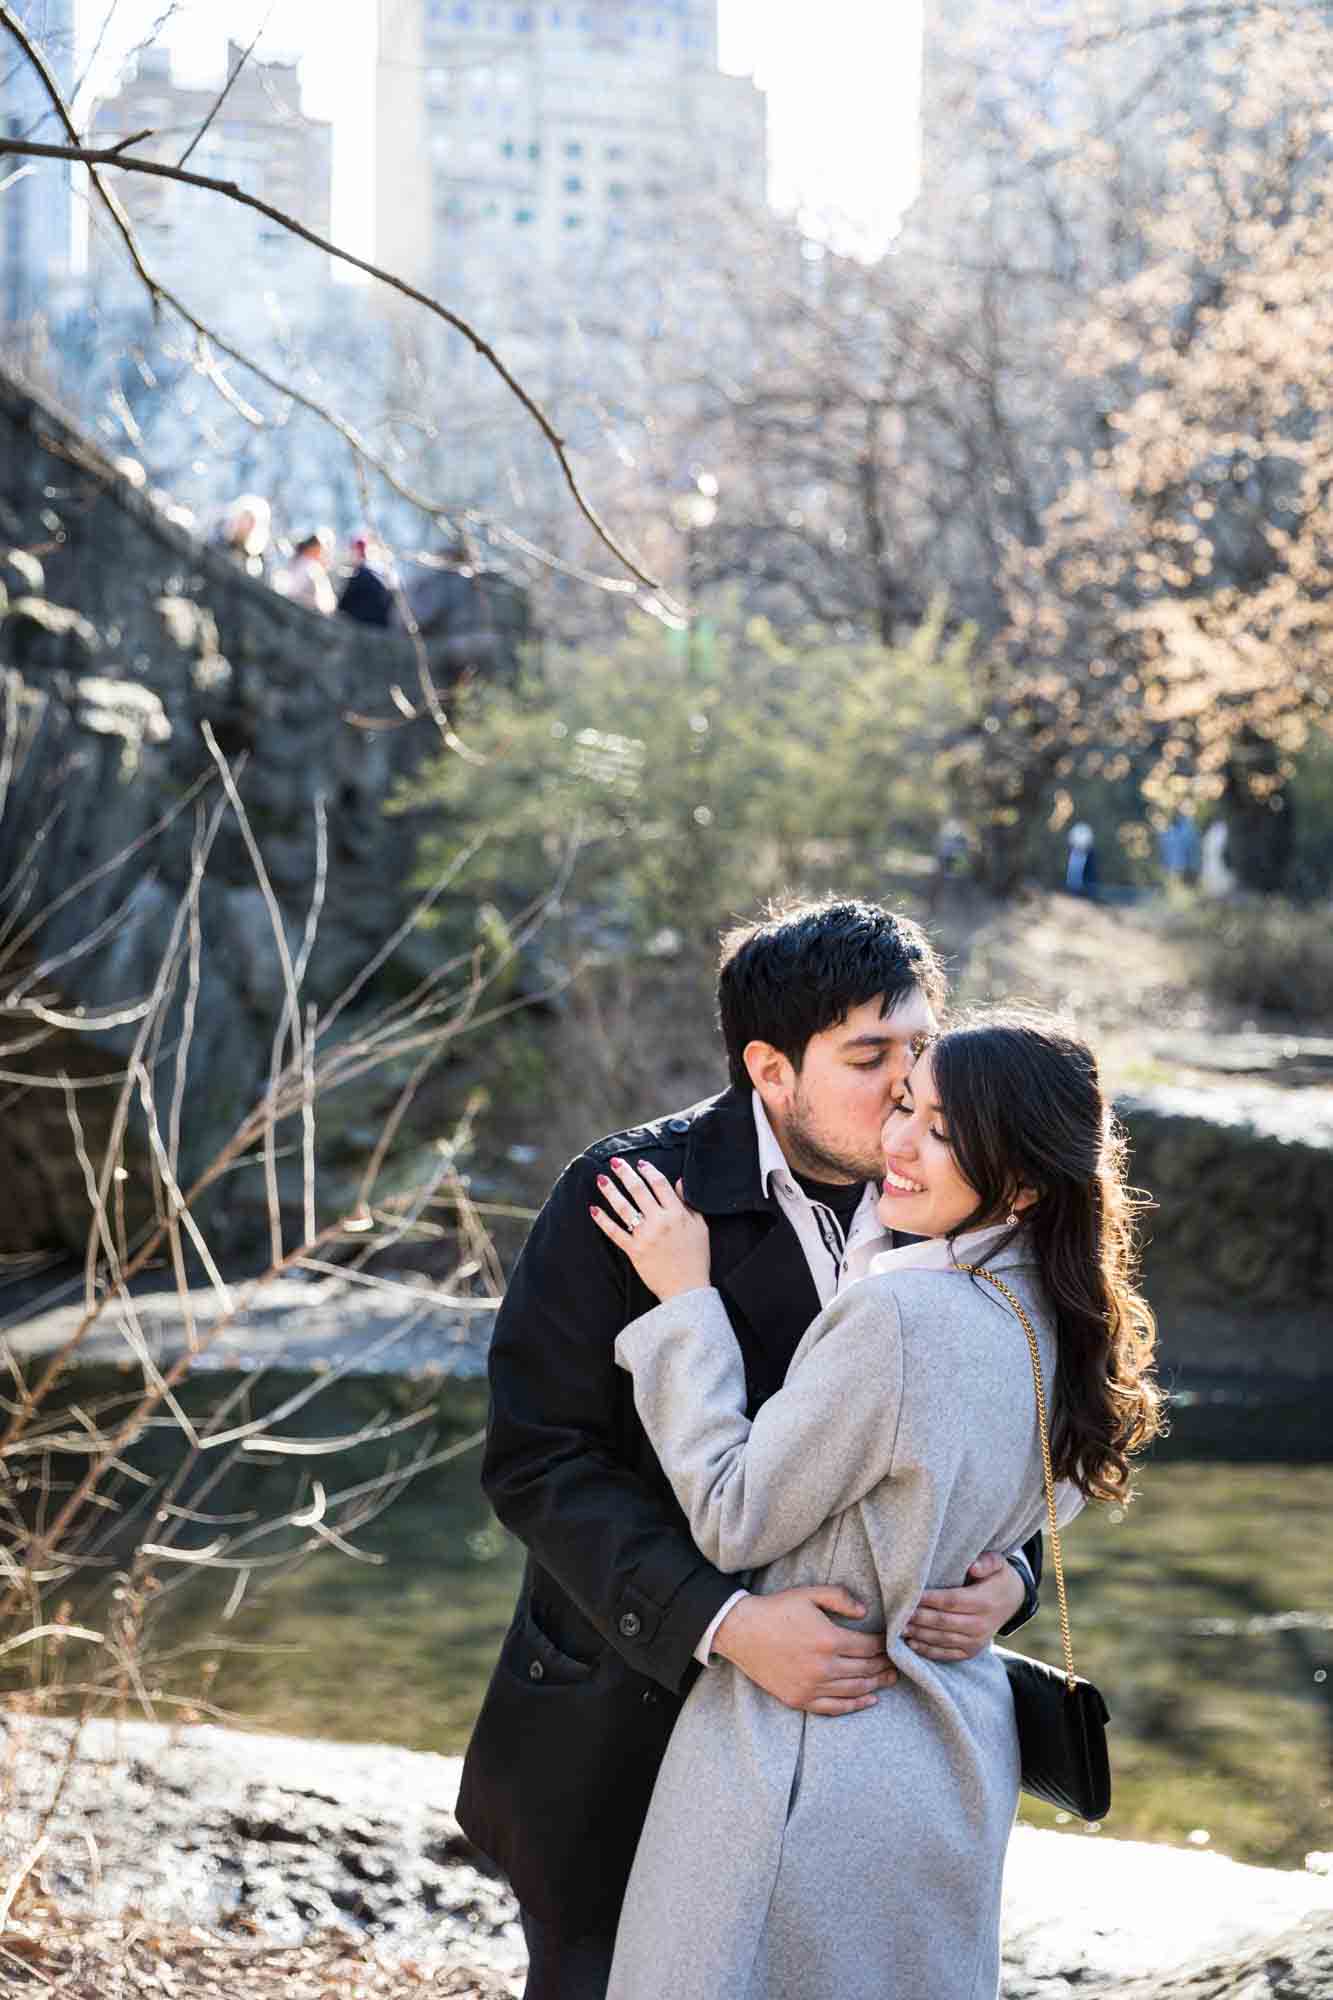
[679,1086,773,1216]
[869,1222,1037,1278]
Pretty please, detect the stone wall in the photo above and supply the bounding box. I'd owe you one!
[0,366,526,1260]
[1119,1087,1333,1380]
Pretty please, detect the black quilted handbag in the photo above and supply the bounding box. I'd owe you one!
[962,1265,1112,1824]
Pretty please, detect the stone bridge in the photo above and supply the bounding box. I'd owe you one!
[0,365,526,1261]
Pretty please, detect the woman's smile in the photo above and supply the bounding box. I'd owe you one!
[881,1162,925,1196]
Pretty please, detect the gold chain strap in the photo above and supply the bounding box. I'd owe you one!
[958,1264,1078,1694]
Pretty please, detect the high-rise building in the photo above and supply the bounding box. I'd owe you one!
[1,0,77,325]
[88,43,333,317]
[376,1,767,295]
[915,0,1077,248]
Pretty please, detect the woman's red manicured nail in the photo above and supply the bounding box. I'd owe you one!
[597,1175,609,1187]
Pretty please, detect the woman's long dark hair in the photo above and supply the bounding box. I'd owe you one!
[929,1013,1163,1504]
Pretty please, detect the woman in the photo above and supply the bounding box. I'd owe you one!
[589,1015,1161,2000]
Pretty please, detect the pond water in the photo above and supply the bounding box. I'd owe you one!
[21,1368,1333,1874]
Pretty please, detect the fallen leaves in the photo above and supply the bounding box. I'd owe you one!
[0,1903,516,1998]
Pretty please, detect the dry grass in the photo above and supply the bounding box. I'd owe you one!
[0,1897,512,1998]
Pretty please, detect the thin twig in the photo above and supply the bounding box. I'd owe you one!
[0,18,665,596]
[175,6,275,170]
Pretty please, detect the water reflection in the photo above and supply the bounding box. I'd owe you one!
[12,1366,1333,1872]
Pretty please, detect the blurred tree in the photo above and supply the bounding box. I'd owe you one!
[987,4,1333,890]
[396,611,976,949]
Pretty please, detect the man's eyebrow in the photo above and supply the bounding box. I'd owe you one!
[842,1030,917,1049]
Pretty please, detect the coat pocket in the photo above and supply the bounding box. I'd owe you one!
[457,1632,682,1933]
[511,1601,598,1687]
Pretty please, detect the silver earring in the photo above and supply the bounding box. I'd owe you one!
[1005,1210,1019,1227]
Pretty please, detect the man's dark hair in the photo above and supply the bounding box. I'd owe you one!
[716,897,946,1091]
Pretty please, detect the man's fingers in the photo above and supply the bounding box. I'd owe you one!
[905,1641,972,1662]
[818,1628,884,1659]
[801,1585,868,1621]
[913,1586,981,1616]
[966,1551,1008,1581]
[825,1650,892,1680]
[807,1694,880,1716]
[902,1627,985,1652]
[903,1609,987,1636]
[811,1670,896,1699]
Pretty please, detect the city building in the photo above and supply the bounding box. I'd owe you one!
[375,1,767,296]
[87,42,333,318]
[1,0,77,326]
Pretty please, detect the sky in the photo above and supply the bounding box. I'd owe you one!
[70,1,923,258]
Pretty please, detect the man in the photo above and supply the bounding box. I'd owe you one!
[457,900,1039,1998]
[337,533,395,629]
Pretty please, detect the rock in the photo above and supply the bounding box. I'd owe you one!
[1,1715,1329,1998]
[1152,1033,1333,1084]
[999,1828,1333,1996]
[1118,1087,1333,1381]
[1115,1910,1333,1996]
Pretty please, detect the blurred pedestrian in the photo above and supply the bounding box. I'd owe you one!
[338,533,395,629]
[935,818,970,879]
[1159,809,1201,885]
[275,530,337,616]
[1200,819,1236,897]
[1065,821,1099,898]
[214,493,272,580]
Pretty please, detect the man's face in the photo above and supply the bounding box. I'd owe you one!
[758,988,939,1184]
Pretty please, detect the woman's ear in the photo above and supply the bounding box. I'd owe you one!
[743,1038,794,1106]
[1011,1186,1040,1214]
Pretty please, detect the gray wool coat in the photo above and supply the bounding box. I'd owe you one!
[606,1235,1075,2000]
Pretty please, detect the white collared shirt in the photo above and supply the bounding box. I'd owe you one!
[867,1220,1016,1280]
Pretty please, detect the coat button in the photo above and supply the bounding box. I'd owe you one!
[618,1611,642,1639]
[528,1660,544,1681]
[642,1689,658,1706]
[666,1117,690,1134]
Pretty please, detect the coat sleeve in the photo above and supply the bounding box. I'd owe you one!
[481,1155,737,1695]
[615,1281,906,1574]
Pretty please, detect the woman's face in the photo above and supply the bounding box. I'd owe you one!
[877,1050,984,1237]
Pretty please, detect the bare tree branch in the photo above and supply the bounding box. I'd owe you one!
[175,6,275,171]
[0,10,669,600]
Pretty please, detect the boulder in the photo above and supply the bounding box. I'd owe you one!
[1118,1087,1333,1381]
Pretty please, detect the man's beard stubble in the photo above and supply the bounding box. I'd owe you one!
[783,1091,884,1187]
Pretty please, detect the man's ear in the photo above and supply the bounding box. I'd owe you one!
[742,1038,794,1106]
